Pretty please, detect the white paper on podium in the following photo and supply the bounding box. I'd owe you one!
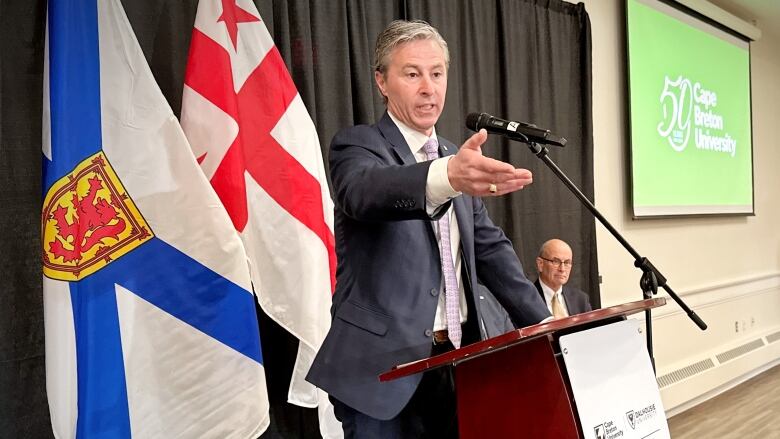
[559,319,670,439]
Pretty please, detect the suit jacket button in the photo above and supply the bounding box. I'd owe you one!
[424,329,433,337]
[430,288,438,296]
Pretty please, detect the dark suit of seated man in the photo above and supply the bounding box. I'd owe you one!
[534,239,592,318]
[306,19,551,438]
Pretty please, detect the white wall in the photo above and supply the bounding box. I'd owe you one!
[571,0,780,415]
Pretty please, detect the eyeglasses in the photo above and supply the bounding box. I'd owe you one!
[539,256,572,269]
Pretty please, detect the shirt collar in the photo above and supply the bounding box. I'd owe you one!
[540,279,563,302]
[387,110,438,158]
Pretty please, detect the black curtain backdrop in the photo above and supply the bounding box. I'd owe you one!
[0,1,595,437]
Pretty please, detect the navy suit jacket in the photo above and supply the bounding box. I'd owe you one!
[534,279,592,315]
[306,113,550,420]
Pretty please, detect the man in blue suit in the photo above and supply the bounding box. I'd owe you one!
[307,20,550,438]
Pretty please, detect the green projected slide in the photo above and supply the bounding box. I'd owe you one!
[627,0,754,216]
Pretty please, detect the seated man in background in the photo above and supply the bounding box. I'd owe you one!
[534,239,592,318]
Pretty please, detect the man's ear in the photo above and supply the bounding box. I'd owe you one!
[374,71,387,97]
[535,257,544,275]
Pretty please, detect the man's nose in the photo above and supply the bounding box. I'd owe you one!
[419,74,433,94]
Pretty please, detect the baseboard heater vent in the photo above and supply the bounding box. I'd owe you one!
[766,330,780,344]
[657,358,715,388]
[715,339,765,364]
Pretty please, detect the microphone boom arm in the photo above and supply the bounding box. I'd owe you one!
[523,140,707,367]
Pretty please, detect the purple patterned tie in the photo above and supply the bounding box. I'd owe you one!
[423,138,462,348]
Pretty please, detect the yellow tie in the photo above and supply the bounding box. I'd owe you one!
[551,293,568,319]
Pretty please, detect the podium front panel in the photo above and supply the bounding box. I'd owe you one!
[455,336,579,438]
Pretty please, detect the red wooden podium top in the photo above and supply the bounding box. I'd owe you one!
[379,297,666,382]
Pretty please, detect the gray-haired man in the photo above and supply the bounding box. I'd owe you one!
[307,20,550,437]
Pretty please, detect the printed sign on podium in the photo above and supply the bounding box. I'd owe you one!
[560,319,670,439]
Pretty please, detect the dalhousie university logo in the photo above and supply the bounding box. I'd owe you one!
[42,152,152,281]
[626,410,636,429]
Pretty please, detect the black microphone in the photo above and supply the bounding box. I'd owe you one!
[465,112,566,147]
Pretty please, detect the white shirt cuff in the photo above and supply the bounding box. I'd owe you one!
[425,156,461,215]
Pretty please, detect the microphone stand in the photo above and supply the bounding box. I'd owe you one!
[523,140,707,369]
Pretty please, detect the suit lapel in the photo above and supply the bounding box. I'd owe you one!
[562,287,574,314]
[377,112,417,165]
[452,196,473,252]
[377,112,441,245]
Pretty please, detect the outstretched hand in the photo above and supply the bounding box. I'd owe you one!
[447,129,533,197]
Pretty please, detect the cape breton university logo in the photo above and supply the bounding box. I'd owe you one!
[656,75,737,157]
[42,152,152,281]
[593,420,623,439]
[594,423,606,439]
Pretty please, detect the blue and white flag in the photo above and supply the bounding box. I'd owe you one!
[42,0,269,437]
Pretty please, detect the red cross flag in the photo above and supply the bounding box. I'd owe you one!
[181,0,339,436]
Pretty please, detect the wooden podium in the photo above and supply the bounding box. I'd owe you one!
[379,298,666,438]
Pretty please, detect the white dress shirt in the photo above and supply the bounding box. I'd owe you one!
[387,111,466,331]
[539,280,570,317]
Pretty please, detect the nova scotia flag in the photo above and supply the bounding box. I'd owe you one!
[42,0,269,437]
